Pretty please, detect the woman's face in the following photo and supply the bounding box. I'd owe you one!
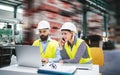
[61,30,73,42]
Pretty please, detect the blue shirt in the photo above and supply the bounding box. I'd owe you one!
[40,37,61,63]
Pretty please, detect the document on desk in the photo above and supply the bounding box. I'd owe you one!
[76,64,93,70]
[37,63,77,75]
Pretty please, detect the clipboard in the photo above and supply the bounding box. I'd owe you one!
[37,63,77,75]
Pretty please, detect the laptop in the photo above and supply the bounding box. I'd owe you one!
[15,45,42,68]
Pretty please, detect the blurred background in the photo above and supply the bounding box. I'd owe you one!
[0,0,120,75]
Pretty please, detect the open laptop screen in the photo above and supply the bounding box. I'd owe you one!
[15,45,42,68]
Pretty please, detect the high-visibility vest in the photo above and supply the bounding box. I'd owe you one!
[32,39,58,58]
[64,38,92,64]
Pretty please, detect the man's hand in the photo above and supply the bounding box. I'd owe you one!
[59,60,64,63]
[42,58,49,63]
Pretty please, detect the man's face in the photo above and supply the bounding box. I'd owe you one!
[39,28,50,41]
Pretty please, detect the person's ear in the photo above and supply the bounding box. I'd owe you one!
[47,30,50,34]
[70,32,74,39]
[71,32,74,36]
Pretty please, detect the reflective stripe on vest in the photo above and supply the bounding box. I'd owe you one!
[64,39,92,64]
[32,39,58,58]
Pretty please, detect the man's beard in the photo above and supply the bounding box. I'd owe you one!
[40,35,48,41]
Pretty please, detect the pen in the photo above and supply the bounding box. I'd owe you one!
[77,68,89,70]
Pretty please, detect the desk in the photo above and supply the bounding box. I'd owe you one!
[0,64,99,75]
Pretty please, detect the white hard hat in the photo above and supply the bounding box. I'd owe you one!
[37,20,50,30]
[61,22,77,33]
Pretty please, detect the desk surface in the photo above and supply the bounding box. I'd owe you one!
[0,64,99,75]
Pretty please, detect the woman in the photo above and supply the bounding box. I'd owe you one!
[59,22,92,64]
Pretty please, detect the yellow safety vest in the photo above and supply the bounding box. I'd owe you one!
[64,38,92,64]
[32,39,58,58]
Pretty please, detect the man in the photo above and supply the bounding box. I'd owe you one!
[59,22,92,64]
[32,20,61,63]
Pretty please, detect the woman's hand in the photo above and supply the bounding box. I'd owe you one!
[59,38,65,50]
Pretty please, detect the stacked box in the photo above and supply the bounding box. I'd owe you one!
[23,0,83,44]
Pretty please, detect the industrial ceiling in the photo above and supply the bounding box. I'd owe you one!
[0,0,120,24]
[0,0,23,7]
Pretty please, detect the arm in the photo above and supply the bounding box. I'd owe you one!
[60,49,69,59]
[32,40,39,46]
[32,41,36,46]
[63,42,87,63]
[48,46,62,63]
